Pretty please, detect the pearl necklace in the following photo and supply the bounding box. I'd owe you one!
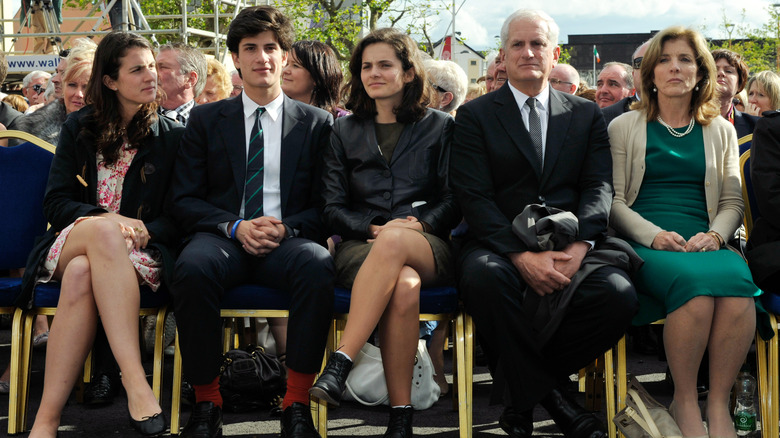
[657,115,695,138]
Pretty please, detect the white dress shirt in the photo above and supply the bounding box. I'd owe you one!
[507,81,551,162]
[240,91,284,220]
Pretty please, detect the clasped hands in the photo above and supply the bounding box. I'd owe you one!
[651,230,719,253]
[509,241,590,297]
[367,216,424,242]
[236,216,286,256]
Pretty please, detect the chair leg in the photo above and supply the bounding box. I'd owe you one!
[604,344,616,438]
[8,308,32,434]
[151,306,167,401]
[171,332,183,435]
[616,335,627,438]
[455,312,473,438]
[768,316,779,438]
[756,327,770,438]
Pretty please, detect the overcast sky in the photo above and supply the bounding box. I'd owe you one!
[430,0,774,51]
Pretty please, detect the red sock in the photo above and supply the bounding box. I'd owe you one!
[282,369,315,409]
[193,376,223,408]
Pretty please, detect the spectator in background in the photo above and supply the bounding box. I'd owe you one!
[49,39,97,103]
[464,82,486,103]
[196,58,232,104]
[229,70,242,97]
[0,52,23,131]
[484,54,498,92]
[712,49,757,154]
[548,63,579,94]
[746,70,780,117]
[156,42,207,125]
[576,85,597,102]
[425,59,468,115]
[22,70,51,108]
[603,41,650,126]
[3,94,28,113]
[595,62,632,108]
[282,40,346,118]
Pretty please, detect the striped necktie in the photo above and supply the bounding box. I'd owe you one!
[244,107,266,219]
[526,97,544,172]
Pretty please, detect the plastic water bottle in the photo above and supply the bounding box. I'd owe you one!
[733,368,757,437]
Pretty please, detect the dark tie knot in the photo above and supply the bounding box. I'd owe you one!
[526,98,537,109]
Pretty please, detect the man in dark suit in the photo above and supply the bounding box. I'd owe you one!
[450,9,637,438]
[169,6,334,438]
[747,110,780,295]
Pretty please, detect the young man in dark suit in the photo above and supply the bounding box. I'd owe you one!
[450,9,637,438]
[169,6,334,438]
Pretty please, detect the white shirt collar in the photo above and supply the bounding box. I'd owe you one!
[507,81,551,112]
[241,91,284,122]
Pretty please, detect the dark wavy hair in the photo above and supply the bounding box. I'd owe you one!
[290,40,343,116]
[226,6,295,54]
[343,28,432,123]
[85,31,158,165]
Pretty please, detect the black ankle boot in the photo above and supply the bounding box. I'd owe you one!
[383,406,413,438]
[309,352,352,406]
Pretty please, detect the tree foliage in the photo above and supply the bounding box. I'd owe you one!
[63,0,443,62]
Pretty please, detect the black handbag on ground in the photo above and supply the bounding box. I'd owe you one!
[219,345,286,412]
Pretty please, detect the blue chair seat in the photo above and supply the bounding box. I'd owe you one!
[220,284,290,310]
[0,277,22,306]
[333,286,458,314]
[762,293,780,315]
[33,282,169,308]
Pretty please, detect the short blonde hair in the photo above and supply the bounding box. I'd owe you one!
[203,58,231,102]
[746,70,780,112]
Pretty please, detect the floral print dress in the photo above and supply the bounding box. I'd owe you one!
[38,143,163,291]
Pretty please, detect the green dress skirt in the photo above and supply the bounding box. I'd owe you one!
[624,122,761,326]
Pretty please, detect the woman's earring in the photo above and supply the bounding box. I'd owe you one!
[695,85,699,91]
[653,87,657,92]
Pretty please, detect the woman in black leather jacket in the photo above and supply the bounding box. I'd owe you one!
[310,28,459,437]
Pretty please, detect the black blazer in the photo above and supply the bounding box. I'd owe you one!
[734,109,758,155]
[19,107,185,307]
[321,109,460,241]
[450,85,613,256]
[747,111,780,291]
[170,95,333,245]
[602,95,637,127]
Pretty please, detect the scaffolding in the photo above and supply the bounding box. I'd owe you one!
[0,0,265,65]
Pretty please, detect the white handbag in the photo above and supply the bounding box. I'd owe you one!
[343,339,441,410]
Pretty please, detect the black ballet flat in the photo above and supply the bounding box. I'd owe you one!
[128,411,166,437]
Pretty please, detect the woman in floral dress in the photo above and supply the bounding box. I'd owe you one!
[21,31,184,437]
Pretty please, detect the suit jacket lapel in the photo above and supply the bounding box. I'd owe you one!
[495,86,543,179]
[540,89,572,187]
[280,96,306,215]
[218,97,247,201]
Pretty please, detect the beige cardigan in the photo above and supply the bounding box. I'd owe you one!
[608,109,744,248]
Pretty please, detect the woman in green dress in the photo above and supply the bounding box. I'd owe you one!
[609,26,760,438]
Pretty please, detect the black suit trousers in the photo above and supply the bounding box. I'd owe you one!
[172,232,335,384]
[459,246,637,411]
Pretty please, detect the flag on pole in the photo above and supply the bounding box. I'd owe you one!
[593,46,601,63]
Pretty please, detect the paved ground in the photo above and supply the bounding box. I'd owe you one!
[0,317,745,437]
